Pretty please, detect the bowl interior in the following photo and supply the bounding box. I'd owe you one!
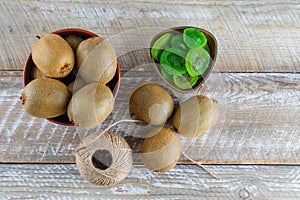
[150,26,218,92]
[23,28,121,126]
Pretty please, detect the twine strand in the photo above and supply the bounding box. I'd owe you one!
[181,151,220,180]
[93,119,143,142]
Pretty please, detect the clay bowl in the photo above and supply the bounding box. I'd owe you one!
[23,28,121,126]
[150,26,217,92]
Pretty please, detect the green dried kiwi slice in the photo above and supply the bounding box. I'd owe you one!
[185,47,211,76]
[160,48,187,75]
[170,35,189,52]
[160,65,174,83]
[183,28,207,49]
[174,72,198,89]
[151,33,173,61]
[203,43,211,54]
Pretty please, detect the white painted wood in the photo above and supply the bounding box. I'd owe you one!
[0,70,299,163]
[0,1,299,198]
[0,0,299,72]
[0,164,300,199]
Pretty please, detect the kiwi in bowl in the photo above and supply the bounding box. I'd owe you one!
[22,28,121,126]
[150,26,217,92]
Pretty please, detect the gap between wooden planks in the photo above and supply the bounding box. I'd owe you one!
[0,164,300,199]
[0,70,299,164]
[0,0,299,72]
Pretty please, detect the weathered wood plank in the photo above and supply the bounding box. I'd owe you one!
[0,69,299,163]
[0,164,300,199]
[0,0,299,72]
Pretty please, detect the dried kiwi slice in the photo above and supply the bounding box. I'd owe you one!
[203,43,211,54]
[170,35,189,52]
[151,33,173,61]
[160,65,174,83]
[160,48,187,75]
[185,47,211,76]
[183,28,207,49]
[174,72,198,89]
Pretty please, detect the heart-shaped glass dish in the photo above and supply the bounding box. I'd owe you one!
[23,28,121,126]
[150,26,217,92]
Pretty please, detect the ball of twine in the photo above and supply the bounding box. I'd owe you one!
[76,130,132,186]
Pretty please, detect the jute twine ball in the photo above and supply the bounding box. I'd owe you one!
[76,131,132,186]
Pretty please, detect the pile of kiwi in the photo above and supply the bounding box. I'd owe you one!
[20,29,219,186]
[21,32,118,128]
[129,82,219,172]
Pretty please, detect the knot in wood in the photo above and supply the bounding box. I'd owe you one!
[239,188,251,200]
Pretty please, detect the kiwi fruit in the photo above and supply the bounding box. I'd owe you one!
[32,34,75,78]
[173,95,219,139]
[21,78,71,118]
[64,35,84,51]
[141,126,181,172]
[129,83,174,125]
[76,37,117,84]
[67,83,114,128]
[30,65,47,79]
[76,37,105,70]
[67,78,87,94]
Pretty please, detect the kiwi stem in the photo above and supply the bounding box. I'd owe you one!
[20,94,26,105]
[181,151,220,180]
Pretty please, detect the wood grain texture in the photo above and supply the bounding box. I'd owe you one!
[1,69,299,163]
[1,1,299,198]
[0,0,299,72]
[0,164,300,199]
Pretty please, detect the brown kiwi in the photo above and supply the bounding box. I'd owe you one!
[173,95,219,139]
[30,65,47,79]
[21,78,71,118]
[76,37,117,84]
[129,83,174,125]
[32,34,75,78]
[64,35,84,51]
[67,83,114,128]
[67,77,87,94]
[141,126,181,172]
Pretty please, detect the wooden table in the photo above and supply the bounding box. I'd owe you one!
[0,0,299,199]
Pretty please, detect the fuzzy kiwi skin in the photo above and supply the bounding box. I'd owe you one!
[67,83,114,128]
[129,83,174,125]
[30,65,48,79]
[32,34,75,78]
[141,126,181,172]
[76,37,117,84]
[67,78,87,94]
[76,37,105,70]
[64,35,84,51]
[21,78,71,118]
[173,95,219,139]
